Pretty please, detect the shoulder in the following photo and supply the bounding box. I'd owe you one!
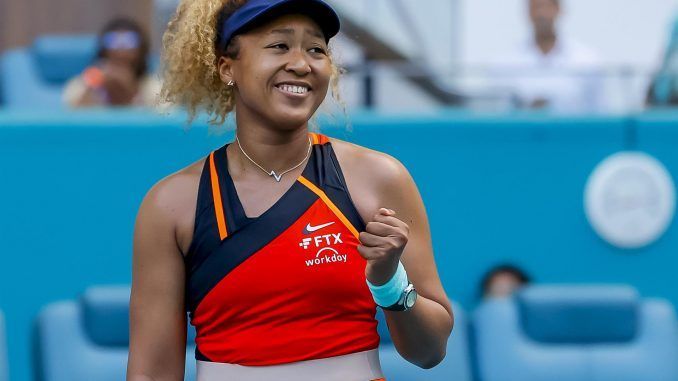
[328,136,412,191]
[137,157,205,232]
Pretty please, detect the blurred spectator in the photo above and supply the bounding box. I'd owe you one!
[63,18,160,108]
[646,16,678,106]
[500,0,603,113]
[480,264,531,299]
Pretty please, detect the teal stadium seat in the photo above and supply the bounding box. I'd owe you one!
[377,302,472,381]
[0,34,96,109]
[35,286,197,381]
[473,285,678,381]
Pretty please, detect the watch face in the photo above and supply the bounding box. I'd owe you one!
[405,289,417,308]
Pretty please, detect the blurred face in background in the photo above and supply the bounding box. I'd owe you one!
[529,0,560,38]
[485,271,526,298]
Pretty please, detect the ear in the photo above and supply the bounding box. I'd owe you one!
[217,56,234,84]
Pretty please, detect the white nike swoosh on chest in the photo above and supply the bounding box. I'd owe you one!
[305,221,335,232]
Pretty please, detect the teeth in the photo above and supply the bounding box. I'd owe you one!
[278,84,309,94]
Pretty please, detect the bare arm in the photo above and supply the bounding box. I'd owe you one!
[360,154,454,369]
[383,163,453,368]
[127,179,189,381]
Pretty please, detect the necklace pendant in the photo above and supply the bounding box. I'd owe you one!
[269,171,283,182]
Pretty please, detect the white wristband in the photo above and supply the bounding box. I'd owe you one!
[366,261,409,307]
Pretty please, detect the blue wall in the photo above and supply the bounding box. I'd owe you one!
[0,110,676,381]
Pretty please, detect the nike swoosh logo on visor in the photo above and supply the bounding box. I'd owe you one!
[304,221,335,234]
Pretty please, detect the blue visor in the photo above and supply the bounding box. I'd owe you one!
[101,31,141,50]
[218,0,340,51]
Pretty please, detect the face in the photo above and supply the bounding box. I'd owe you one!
[485,272,524,298]
[105,48,142,70]
[218,14,332,130]
[529,0,560,36]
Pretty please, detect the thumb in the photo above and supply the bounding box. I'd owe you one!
[379,207,395,216]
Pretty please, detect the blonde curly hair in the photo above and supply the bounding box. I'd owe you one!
[160,0,344,127]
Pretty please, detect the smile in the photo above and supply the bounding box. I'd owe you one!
[275,83,312,98]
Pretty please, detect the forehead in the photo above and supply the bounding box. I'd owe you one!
[529,0,559,8]
[244,13,325,40]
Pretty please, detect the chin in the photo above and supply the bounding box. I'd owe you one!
[270,108,316,129]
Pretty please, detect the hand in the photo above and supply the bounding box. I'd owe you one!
[358,208,410,285]
[101,60,138,105]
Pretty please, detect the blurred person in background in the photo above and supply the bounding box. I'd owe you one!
[501,0,603,113]
[480,264,531,299]
[63,18,160,108]
[646,15,678,107]
[127,0,453,380]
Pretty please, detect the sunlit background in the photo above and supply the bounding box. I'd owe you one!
[1,0,677,381]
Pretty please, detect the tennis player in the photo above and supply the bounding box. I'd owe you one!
[127,1,453,380]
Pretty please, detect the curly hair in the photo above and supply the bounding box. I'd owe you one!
[160,0,345,127]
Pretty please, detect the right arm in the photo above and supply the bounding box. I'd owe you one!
[127,180,189,381]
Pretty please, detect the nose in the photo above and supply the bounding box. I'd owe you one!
[285,49,312,76]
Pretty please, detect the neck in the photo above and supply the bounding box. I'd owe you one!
[231,110,311,176]
[535,31,557,55]
[534,29,558,54]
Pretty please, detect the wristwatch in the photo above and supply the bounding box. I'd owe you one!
[382,282,417,312]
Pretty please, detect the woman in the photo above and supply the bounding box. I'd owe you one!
[63,18,160,107]
[127,0,453,380]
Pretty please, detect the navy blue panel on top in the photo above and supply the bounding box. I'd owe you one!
[184,155,221,273]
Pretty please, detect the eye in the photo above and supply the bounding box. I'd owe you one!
[309,46,327,55]
[269,43,289,50]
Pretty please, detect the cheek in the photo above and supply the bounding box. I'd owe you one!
[313,62,333,92]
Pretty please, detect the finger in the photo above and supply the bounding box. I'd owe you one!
[357,245,385,261]
[359,231,385,247]
[365,221,399,237]
[372,213,409,232]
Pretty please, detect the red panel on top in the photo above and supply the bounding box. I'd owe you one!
[191,198,379,365]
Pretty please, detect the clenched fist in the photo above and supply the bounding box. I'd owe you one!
[358,208,410,285]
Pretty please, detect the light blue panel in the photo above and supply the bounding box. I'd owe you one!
[473,286,678,381]
[378,302,471,381]
[36,297,197,381]
[0,35,97,109]
[1,49,66,109]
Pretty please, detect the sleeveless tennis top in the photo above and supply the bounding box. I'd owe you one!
[184,132,381,367]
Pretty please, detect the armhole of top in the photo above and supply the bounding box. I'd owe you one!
[327,143,368,229]
[184,156,211,262]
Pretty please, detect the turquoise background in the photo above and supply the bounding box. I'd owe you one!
[0,110,676,381]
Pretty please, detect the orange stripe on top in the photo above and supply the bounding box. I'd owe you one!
[209,152,228,240]
[298,175,360,239]
[309,132,329,145]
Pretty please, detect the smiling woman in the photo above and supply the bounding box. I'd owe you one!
[127,1,453,381]
[160,0,342,126]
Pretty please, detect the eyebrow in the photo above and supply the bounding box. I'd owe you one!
[269,28,324,39]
